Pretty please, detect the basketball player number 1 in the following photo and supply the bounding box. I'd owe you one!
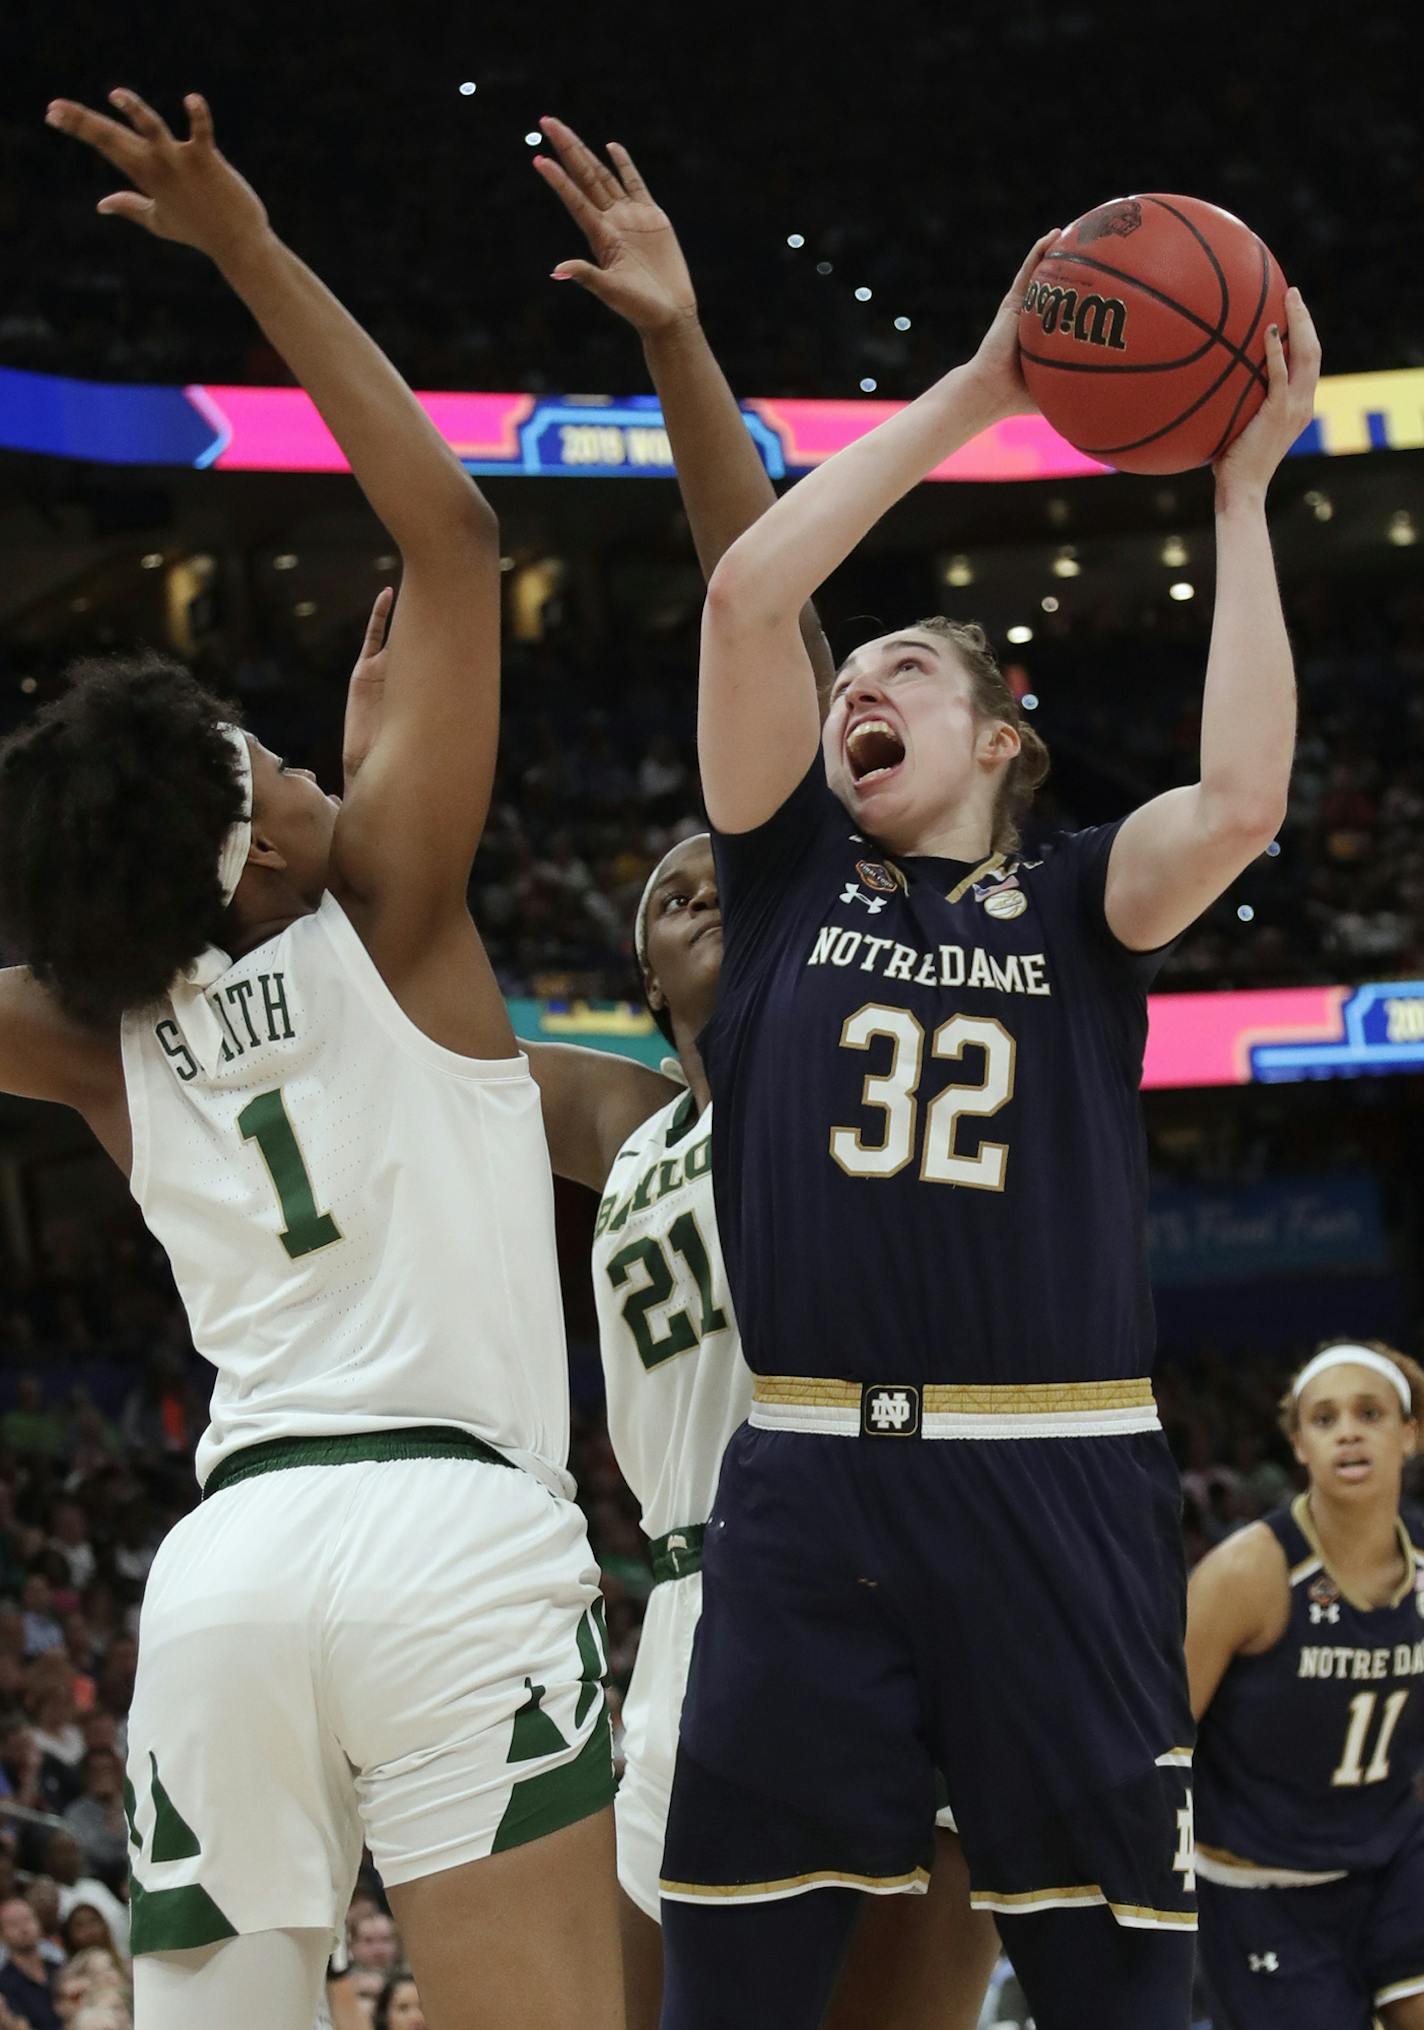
[237,1089,344,1260]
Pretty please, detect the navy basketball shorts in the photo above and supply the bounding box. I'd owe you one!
[660,1421,1196,1935]
[1197,1816,1424,2028]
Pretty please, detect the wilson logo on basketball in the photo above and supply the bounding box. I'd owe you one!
[1022,280,1128,352]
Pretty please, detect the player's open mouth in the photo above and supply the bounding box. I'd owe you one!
[1333,1453,1371,1482]
[846,716,906,786]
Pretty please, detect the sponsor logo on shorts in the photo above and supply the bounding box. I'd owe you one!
[1248,1952,1280,1975]
[861,1384,921,1438]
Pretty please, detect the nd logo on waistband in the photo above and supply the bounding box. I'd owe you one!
[861,1384,922,1438]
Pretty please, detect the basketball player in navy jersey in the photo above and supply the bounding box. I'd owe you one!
[648,220,1321,2028]
[1189,1339,1424,2029]
[520,115,999,2030]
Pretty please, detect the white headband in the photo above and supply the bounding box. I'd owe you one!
[1293,1345,1413,1415]
[634,832,712,974]
[168,725,253,1078]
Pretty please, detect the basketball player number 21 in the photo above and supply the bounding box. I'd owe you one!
[237,1089,344,1260]
[829,1007,1016,1189]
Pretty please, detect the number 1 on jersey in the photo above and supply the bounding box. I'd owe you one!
[237,1089,343,1260]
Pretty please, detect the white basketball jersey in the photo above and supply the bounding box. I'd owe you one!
[591,1094,750,1542]
[120,892,571,1493]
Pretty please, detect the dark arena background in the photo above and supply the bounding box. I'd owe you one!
[0,5,1421,2026]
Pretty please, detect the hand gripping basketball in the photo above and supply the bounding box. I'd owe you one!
[1212,286,1321,500]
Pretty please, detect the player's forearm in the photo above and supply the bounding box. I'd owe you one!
[705,363,1000,630]
[642,316,779,577]
[644,317,835,692]
[217,229,494,557]
[1197,491,1295,838]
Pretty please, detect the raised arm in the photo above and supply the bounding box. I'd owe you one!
[48,90,510,1049]
[692,234,1057,831]
[1103,289,1321,952]
[535,119,834,700]
[338,589,677,1186]
[0,973,127,1162]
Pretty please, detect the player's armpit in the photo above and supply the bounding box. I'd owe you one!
[1186,1521,1290,1720]
[525,1041,681,1192]
[1103,783,1282,952]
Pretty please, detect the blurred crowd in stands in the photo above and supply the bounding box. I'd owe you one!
[164,568,1420,1006]
[5,564,1418,1011]
[2,6,1418,401]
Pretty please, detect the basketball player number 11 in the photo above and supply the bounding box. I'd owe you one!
[237,1089,344,1260]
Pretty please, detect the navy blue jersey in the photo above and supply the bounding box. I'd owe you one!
[703,758,1167,1387]
[1196,1497,1424,1878]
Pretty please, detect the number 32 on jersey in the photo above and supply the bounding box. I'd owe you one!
[830,1004,1017,1189]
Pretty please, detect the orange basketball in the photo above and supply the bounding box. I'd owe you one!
[1018,195,1288,475]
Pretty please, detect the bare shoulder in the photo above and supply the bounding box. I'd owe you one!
[1190,1520,1291,1651]
[1193,1519,1288,1592]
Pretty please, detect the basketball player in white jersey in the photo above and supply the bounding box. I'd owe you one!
[520,115,1000,2030]
[1,91,621,2028]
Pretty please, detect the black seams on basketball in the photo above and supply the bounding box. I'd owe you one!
[1017,194,1289,475]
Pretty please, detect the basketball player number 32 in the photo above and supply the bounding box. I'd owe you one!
[830,1007,1016,1189]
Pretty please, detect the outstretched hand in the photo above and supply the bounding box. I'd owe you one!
[1212,287,1321,504]
[533,116,697,338]
[45,88,268,269]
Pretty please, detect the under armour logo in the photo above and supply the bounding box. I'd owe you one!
[840,883,888,914]
[1249,1953,1279,1975]
[1310,1601,1341,1624]
[861,1384,921,1437]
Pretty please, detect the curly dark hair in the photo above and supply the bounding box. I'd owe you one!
[0,655,248,1028]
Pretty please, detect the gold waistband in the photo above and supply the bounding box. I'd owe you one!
[751,1376,1156,1416]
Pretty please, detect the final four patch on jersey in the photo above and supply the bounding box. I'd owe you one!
[975,869,1029,921]
[855,860,903,895]
[983,889,1028,920]
[1309,1573,1341,1611]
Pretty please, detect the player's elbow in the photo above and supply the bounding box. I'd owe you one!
[1202,787,1286,858]
[445,481,500,550]
[705,546,789,637]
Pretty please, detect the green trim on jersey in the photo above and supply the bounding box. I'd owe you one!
[127,1752,239,1956]
[491,1708,615,1855]
[203,1426,514,1498]
[663,1089,699,1148]
[650,1522,707,1584]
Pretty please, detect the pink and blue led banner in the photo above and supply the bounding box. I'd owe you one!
[511,978,1424,1088]
[2,364,1419,477]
